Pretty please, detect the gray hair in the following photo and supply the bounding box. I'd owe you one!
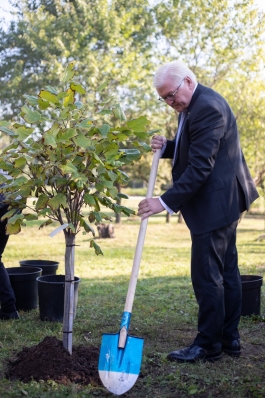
[154,60,197,89]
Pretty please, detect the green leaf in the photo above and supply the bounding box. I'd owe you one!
[59,109,70,120]
[75,101,84,109]
[99,212,112,221]
[133,131,149,140]
[23,95,39,105]
[98,124,110,137]
[15,126,34,141]
[0,174,8,184]
[107,187,118,198]
[83,193,96,206]
[63,89,75,107]
[24,213,38,221]
[45,86,58,95]
[48,193,67,210]
[60,162,78,175]
[1,208,18,221]
[21,105,41,124]
[90,239,103,255]
[96,81,109,92]
[37,99,50,110]
[97,109,113,115]
[0,125,16,137]
[114,204,135,216]
[14,157,27,168]
[127,116,150,132]
[54,177,68,188]
[95,182,105,191]
[13,176,28,185]
[73,132,92,148]
[38,208,52,217]
[117,193,129,199]
[76,118,93,129]
[6,221,21,235]
[104,143,119,159]
[119,149,141,164]
[57,128,77,142]
[39,90,59,104]
[112,104,126,121]
[147,129,160,135]
[57,92,68,100]
[133,141,151,152]
[43,124,60,147]
[39,219,53,229]
[61,62,75,83]
[107,170,117,181]
[94,211,102,222]
[70,82,86,94]
[36,194,49,210]
[80,218,95,236]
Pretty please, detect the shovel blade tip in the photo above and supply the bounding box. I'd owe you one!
[99,370,139,395]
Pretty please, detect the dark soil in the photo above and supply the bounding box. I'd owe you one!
[6,336,101,386]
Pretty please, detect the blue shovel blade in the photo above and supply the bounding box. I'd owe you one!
[98,332,144,396]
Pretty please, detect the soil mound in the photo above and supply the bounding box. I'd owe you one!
[6,336,101,385]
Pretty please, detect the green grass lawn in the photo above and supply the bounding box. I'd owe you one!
[0,206,265,397]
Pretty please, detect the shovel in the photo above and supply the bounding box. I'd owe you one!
[98,149,161,396]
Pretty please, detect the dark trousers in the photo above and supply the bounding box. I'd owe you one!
[190,220,241,351]
[0,205,17,312]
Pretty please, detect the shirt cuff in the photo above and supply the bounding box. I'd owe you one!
[158,197,174,214]
[160,142,166,156]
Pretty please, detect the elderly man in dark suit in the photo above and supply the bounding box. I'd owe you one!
[138,60,259,362]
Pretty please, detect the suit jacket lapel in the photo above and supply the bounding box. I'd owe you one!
[173,84,205,165]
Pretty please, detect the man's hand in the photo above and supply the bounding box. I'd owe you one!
[138,197,164,220]
[151,135,167,152]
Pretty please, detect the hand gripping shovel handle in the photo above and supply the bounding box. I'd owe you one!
[119,149,161,347]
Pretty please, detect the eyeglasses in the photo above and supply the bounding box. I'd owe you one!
[158,78,185,102]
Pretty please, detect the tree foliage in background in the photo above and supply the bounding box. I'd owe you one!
[0,0,265,196]
[0,62,151,353]
[0,0,155,119]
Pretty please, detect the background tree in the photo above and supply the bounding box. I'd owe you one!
[0,0,155,119]
[1,0,264,207]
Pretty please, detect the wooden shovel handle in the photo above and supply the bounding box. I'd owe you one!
[124,149,161,313]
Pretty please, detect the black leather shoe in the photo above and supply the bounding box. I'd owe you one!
[167,344,222,363]
[0,310,20,320]
[222,339,241,357]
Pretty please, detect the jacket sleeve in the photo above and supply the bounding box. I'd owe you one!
[161,139,175,159]
[161,103,225,213]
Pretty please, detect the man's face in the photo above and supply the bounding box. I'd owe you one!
[157,76,194,113]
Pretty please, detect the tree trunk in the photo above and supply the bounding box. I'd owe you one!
[63,232,75,354]
[166,211,171,223]
[115,183,121,224]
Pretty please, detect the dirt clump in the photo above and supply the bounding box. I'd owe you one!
[6,336,101,386]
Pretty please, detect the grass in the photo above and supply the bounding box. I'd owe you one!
[0,201,265,397]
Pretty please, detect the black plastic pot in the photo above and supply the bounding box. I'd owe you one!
[37,274,80,322]
[7,266,42,311]
[241,275,263,316]
[20,260,59,276]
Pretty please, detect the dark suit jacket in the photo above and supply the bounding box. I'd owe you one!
[161,83,259,234]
